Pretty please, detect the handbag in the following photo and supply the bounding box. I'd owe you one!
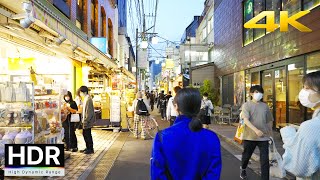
[70,114,80,122]
[269,137,286,178]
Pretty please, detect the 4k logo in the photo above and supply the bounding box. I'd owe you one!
[244,11,312,32]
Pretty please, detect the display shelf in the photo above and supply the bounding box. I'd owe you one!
[34,93,59,96]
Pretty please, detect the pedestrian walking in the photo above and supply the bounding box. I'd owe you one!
[200,92,214,129]
[78,86,96,154]
[166,91,172,102]
[240,85,274,180]
[151,88,222,180]
[62,91,78,152]
[166,86,182,126]
[157,93,167,120]
[150,91,155,111]
[133,91,151,140]
[280,70,320,180]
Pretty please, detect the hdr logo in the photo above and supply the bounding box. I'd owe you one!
[4,144,64,176]
[244,11,312,32]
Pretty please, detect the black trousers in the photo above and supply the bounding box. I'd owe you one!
[160,108,166,118]
[169,116,176,126]
[83,128,93,151]
[62,120,78,149]
[242,140,269,180]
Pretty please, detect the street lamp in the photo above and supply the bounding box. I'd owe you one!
[141,40,148,49]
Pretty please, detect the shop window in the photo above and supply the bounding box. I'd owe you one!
[306,52,320,119]
[243,0,254,46]
[207,17,213,33]
[288,61,305,125]
[76,0,83,30]
[283,0,301,16]
[303,0,320,10]
[253,0,266,40]
[266,0,281,24]
[91,0,98,36]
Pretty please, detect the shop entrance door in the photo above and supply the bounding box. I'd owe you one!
[262,67,287,129]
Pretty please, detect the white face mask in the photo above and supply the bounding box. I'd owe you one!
[203,97,208,100]
[253,92,263,101]
[80,92,85,97]
[299,89,320,108]
[65,97,70,101]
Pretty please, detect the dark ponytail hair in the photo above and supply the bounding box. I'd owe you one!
[174,88,202,132]
[303,70,320,92]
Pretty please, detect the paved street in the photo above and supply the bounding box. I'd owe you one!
[105,110,260,180]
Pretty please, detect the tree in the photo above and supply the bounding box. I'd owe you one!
[199,79,219,106]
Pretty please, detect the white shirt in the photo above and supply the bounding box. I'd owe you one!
[166,97,178,119]
[82,95,89,122]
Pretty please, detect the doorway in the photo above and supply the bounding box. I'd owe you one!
[261,67,287,128]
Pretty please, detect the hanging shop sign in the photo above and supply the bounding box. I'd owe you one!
[165,59,175,69]
[90,38,107,54]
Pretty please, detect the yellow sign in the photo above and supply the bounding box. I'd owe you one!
[165,59,174,69]
[8,58,35,71]
[244,11,312,32]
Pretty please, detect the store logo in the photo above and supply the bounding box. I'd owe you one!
[4,144,64,176]
[244,11,312,32]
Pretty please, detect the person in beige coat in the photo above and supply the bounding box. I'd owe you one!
[78,86,96,154]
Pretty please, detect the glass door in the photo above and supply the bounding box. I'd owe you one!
[262,67,287,128]
[274,68,287,128]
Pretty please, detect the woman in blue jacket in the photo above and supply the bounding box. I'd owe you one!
[151,88,222,180]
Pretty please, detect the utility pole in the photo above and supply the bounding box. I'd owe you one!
[136,28,138,92]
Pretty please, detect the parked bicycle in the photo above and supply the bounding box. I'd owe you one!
[126,111,159,139]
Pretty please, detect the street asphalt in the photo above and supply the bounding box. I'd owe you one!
[105,110,260,180]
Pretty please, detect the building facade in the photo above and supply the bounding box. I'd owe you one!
[213,0,320,128]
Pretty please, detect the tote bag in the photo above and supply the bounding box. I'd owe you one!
[70,114,80,122]
[269,137,286,178]
[234,112,244,144]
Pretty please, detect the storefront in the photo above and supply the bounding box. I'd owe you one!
[223,52,320,129]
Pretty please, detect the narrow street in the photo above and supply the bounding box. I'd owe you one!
[103,111,260,180]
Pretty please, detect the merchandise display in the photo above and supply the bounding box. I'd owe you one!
[0,82,34,168]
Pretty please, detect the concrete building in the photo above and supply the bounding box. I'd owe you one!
[212,0,320,128]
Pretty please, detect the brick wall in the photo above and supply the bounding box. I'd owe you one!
[50,0,116,42]
[213,0,320,76]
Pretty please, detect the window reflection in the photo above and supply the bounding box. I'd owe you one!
[306,52,320,119]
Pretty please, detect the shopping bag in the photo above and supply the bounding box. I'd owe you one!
[269,137,286,178]
[70,114,80,122]
[234,116,244,144]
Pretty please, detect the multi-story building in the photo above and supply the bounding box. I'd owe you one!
[212,0,320,128]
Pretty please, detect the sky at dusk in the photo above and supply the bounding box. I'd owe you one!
[127,0,205,57]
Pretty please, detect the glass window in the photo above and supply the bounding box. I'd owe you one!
[244,0,254,46]
[254,0,266,40]
[202,27,207,40]
[306,52,320,119]
[303,0,320,10]
[207,17,213,33]
[288,62,305,125]
[266,0,281,24]
[283,0,301,16]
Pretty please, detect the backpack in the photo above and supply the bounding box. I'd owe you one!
[160,99,167,108]
[136,99,149,116]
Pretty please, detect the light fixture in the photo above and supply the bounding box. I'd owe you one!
[55,36,66,45]
[141,40,148,49]
[20,14,35,28]
[152,37,158,44]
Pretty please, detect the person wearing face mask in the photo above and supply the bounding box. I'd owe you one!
[200,92,214,129]
[240,85,274,180]
[78,86,96,154]
[280,71,320,180]
[62,91,79,152]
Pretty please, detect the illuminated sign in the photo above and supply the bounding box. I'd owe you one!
[244,11,312,32]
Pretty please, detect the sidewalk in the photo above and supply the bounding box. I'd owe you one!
[210,124,295,179]
[210,124,285,160]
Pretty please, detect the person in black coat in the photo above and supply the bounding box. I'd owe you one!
[62,91,79,152]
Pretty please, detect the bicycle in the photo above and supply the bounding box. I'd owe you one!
[126,111,159,139]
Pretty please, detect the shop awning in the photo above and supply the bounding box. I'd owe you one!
[31,0,118,69]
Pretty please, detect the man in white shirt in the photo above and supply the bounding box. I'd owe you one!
[166,86,182,126]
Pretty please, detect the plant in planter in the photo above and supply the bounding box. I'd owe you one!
[199,79,219,106]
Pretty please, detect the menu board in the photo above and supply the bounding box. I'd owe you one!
[110,96,120,123]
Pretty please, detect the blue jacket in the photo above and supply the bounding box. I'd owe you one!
[151,115,222,180]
